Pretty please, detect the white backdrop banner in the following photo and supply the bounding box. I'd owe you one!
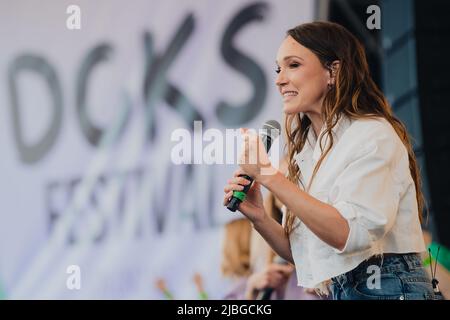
[0,0,314,299]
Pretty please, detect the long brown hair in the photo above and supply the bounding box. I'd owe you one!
[221,218,252,278]
[283,21,425,235]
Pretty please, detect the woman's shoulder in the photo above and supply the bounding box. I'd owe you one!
[348,117,396,137]
[344,117,401,146]
[341,116,405,159]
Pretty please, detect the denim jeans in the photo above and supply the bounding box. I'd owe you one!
[330,253,444,300]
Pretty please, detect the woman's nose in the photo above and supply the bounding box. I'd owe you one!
[275,70,288,87]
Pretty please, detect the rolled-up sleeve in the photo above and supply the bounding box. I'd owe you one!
[330,132,404,255]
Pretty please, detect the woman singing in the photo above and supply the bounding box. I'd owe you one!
[223,21,441,300]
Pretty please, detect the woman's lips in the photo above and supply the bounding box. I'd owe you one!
[283,91,298,101]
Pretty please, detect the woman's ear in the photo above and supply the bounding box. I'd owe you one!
[329,60,340,85]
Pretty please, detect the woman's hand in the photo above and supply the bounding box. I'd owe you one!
[238,128,276,181]
[244,264,294,299]
[223,168,266,224]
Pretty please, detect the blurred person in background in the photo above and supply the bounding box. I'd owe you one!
[155,278,174,300]
[220,217,253,299]
[193,273,209,300]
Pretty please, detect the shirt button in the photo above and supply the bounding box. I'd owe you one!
[399,295,405,300]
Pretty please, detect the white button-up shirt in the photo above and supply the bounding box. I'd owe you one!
[286,116,426,290]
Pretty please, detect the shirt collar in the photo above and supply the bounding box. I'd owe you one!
[294,115,352,164]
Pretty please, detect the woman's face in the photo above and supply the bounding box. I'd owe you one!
[275,35,331,115]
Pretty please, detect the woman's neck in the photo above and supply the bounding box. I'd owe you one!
[305,111,323,137]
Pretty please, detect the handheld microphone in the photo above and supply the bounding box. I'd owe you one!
[226,120,281,212]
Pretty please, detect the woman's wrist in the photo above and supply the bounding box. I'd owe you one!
[251,210,269,230]
[256,166,282,188]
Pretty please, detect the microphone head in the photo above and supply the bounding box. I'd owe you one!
[261,120,281,151]
[262,120,281,138]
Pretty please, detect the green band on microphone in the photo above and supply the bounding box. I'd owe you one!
[233,190,246,202]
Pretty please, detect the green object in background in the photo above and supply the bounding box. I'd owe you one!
[163,290,174,300]
[423,242,450,272]
[0,281,6,300]
[423,256,432,267]
[198,291,208,300]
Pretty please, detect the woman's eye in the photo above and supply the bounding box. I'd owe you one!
[289,63,300,68]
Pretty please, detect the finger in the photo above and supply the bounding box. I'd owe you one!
[267,266,291,278]
[250,181,261,192]
[267,276,283,288]
[223,184,245,193]
[242,134,250,164]
[223,191,233,205]
[271,264,294,274]
[270,273,284,284]
[228,177,251,186]
[233,168,248,177]
[267,269,284,277]
[273,272,284,280]
[305,288,317,294]
[224,190,233,198]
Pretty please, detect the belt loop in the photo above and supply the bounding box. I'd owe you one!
[401,253,415,271]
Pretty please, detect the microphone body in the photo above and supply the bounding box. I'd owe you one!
[225,174,254,212]
[226,120,280,212]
